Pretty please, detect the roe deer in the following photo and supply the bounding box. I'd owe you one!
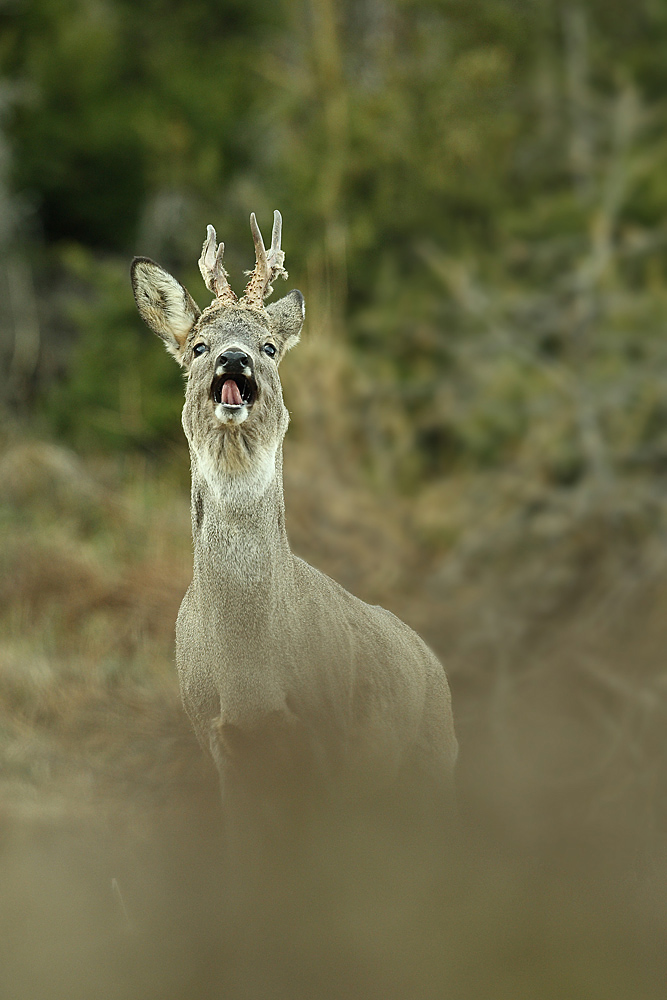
[131,213,457,834]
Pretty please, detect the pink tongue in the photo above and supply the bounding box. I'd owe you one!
[221,379,243,405]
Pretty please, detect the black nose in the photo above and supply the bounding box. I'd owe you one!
[217,350,251,373]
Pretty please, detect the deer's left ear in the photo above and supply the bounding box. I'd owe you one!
[265,289,305,357]
[131,257,201,364]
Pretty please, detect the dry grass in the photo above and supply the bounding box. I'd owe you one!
[2,431,667,998]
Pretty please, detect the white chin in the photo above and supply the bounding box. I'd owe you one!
[214,402,250,425]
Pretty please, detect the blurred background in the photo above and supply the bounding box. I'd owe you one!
[2,0,667,997]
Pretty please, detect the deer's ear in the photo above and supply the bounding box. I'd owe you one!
[265,289,305,357]
[131,257,201,363]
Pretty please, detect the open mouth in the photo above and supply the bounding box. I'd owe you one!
[211,374,257,408]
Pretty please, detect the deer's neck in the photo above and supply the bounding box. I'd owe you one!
[189,445,293,605]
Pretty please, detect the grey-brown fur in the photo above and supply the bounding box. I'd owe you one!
[131,214,457,829]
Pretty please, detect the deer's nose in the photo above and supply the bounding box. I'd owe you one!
[217,350,251,373]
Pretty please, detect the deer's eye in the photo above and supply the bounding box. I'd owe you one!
[193,343,209,357]
[262,343,277,358]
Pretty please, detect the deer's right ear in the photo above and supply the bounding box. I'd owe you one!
[131,257,201,364]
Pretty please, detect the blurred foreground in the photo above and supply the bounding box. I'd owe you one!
[1,432,667,999]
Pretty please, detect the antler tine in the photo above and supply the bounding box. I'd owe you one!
[198,224,237,302]
[270,210,282,255]
[250,211,268,269]
[241,210,287,308]
[266,209,286,276]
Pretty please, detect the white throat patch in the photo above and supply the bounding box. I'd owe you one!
[194,439,279,503]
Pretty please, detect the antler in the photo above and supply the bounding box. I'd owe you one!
[241,210,287,309]
[198,225,237,303]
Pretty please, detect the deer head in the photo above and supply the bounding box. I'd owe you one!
[131,212,305,488]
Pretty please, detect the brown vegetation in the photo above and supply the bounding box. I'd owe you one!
[2,407,667,997]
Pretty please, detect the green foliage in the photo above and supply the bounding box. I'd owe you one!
[41,246,185,451]
[1,0,278,249]
[4,0,667,488]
